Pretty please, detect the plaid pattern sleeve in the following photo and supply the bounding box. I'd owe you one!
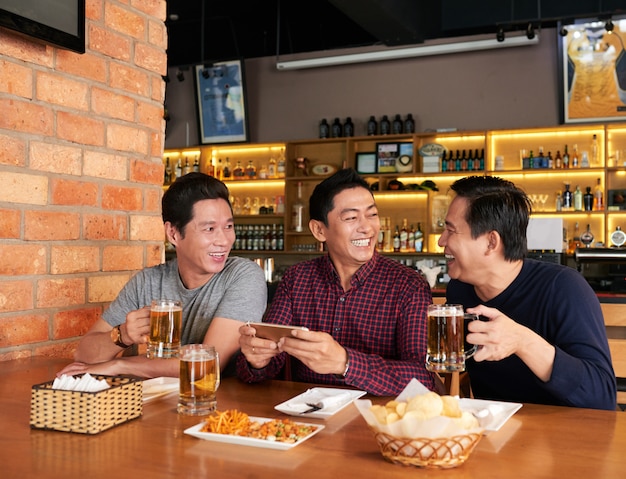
[237,252,437,396]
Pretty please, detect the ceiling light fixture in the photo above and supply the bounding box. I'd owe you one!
[496,27,505,43]
[606,19,614,32]
[276,34,538,71]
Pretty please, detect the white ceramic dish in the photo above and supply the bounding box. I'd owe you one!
[184,417,324,450]
[458,398,522,432]
[142,377,179,403]
[275,387,366,419]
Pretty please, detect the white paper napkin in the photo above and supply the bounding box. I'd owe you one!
[52,373,110,392]
[285,389,352,412]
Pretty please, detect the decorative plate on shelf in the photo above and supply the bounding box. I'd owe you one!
[311,164,337,176]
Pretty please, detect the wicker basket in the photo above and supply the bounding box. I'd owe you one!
[30,375,143,434]
[371,428,482,469]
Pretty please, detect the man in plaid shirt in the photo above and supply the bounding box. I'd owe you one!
[236,168,437,395]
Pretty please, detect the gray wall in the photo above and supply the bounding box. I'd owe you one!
[165,29,561,148]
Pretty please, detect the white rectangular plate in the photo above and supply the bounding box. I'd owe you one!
[275,387,367,419]
[143,377,179,403]
[184,417,324,450]
[458,398,522,432]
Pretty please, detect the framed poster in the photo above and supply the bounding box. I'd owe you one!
[355,152,377,174]
[559,17,626,123]
[195,60,249,144]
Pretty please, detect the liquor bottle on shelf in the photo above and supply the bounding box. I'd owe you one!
[547,151,554,169]
[461,150,468,171]
[393,225,400,252]
[404,114,415,133]
[164,157,172,185]
[258,164,268,179]
[183,157,192,175]
[555,150,562,169]
[555,191,562,211]
[343,117,354,137]
[591,134,599,166]
[193,156,200,173]
[583,186,593,211]
[528,150,534,169]
[277,224,284,251]
[292,182,305,232]
[568,222,581,254]
[383,217,392,252]
[408,224,415,251]
[572,144,579,168]
[233,160,244,180]
[207,157,215,177]
[331,118,342,138]
[478,149,484,171]
[223,157,231,179]
[580,151,590,168]
[399,218,408,252]
[455,150,461,172]
[277,148,286,178]
[467,149,474,171]
[175,158,183,179]
[245,160,256,179]
[377,218,385,251]
[268,156,277,178]
[573,185,583,211]
[319,119,329,139]
[367,115,378,136]
[414,223,424,252]
[380,115,391,135]
[562,145,570,168]
[594,178,604,210]
[562,182,573,210]
[216,158,224,180]
[392,114,403,134]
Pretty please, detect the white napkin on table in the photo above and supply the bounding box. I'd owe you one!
[52,373,110,392]
[285,389,352,412]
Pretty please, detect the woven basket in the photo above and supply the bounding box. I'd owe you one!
[371,428,482,469]
[30,375,142,434]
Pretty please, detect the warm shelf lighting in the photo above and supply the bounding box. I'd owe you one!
[276,35,539,70]
[212,145,284,155]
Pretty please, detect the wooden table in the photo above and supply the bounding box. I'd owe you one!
[1,357,625,478]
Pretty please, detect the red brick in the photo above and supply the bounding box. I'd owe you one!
[0,29,53,68]
[34,342,76,359]
[56,50,107,83]
[57,111,105,146]
[37,278,85,308]
[0,350,32,361]
[130,215,164,241]
[105,3,145,39]
[0,208,21,238]
[51,178,99,206]
[30,141,82,175]
[83,150,128,181]
[0,280,34,312]
[92,87,135,121]
[134,0,167,19]
[83,214,128,240]
[135,42,167,75]
[147,243,164,266]
[24,211,81,241]
[88,274,131,303]
[148,18,168,51]
[0,59,33,98]
[85,0,103,21]
[103,245,144,271]
[53,307,101,339]
[89,24,131,62]
[131,157,163,185]
[51,246,100,274]
[1,172,48,205]
[144,186,162,213]
[102,185,143,211]
[107,123,149,154]
[0,313,49,347]
[137,100,165,131]
[110,63,149,96]
[0,97,54,136]
[0,245,46,275]
[0,132,26,166]
[36,72,89,110]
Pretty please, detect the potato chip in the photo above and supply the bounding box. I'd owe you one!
[441,395,462,418]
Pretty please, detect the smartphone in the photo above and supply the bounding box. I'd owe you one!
[247,322,309,342]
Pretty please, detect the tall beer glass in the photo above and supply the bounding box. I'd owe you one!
[147,299,182,359]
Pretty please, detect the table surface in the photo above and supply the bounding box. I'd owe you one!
[2,357,625,478]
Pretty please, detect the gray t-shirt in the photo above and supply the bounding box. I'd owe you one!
[102,256,267,344]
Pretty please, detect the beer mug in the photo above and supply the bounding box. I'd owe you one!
[426,303,478,373]
[147,299,182,359]
[178,344,220,416]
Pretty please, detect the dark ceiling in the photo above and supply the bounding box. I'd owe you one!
[165,0,626,68]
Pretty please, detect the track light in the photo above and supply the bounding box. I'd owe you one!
[201,68,210,79]
[496,27,505,43]
[559,27,568,37]
[162,74,170,83]
[526,23,535,40]
[176,69,185,82]
[606,19,614,32]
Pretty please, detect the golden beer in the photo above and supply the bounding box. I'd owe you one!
[178,344,220,415]
[147,299,182,359]
[426,304,478,372]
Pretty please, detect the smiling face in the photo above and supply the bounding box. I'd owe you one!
[438,195,490,284]
[310,186,379,276]
[166,198,235,289]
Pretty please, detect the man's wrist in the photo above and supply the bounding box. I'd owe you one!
[335,355,349,379]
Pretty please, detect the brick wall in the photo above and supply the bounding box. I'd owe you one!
[0,0,168,360]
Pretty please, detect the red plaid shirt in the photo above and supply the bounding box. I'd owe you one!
[236,252,436,395]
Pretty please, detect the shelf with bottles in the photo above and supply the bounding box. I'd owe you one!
[606,125,626,168]
[487,125,605,172]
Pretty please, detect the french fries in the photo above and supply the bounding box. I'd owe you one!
[369,392,479,430]
[200,409,318,443]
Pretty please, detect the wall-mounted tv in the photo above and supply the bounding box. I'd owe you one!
[0,0,85,54]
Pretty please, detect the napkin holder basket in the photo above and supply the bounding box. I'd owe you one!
[30,375,143,434]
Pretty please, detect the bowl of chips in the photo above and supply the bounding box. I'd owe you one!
[355,381,483,469]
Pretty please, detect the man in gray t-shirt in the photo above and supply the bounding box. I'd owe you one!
[58,173,267,379]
